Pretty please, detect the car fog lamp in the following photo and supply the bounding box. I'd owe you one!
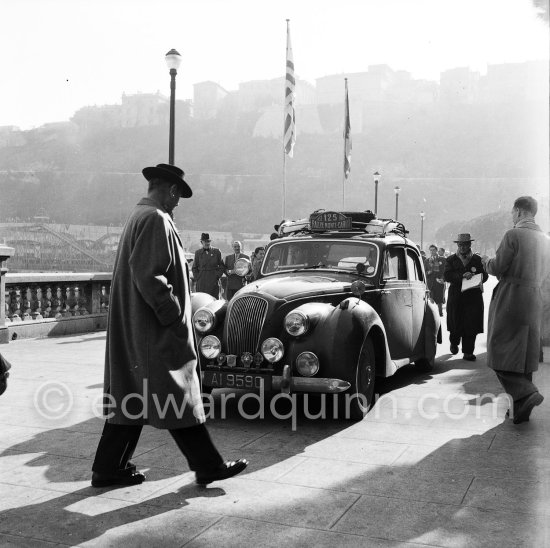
[193,308,215,333]
[261,337,284,363]
[241,352,253,368]
[296,352,320,377]
[253,352,264,367]
[217,353,227,365]
[200,335,221,359]
[284,310,309,336]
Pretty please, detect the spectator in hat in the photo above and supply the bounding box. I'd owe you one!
[91,163,247,488]
[444,233,488,361]
[223,241,250,300]
[192,233,225,298]
[482,196,550,423]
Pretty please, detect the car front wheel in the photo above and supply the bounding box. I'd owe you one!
[342,336,376,420]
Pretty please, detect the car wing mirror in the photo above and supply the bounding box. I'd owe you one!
[351,280,367,297]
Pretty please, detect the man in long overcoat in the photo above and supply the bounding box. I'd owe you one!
[483,196,550,424]
[223,240,250,300]
[444,233,488,361]
[91,163,247,487]
[192,234,225,298]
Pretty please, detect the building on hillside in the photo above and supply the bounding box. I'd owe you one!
[480,60,548,104]
[237,77,316,112]
[0,126,26,148]
[193,81,229,120]
[440,67,481,104]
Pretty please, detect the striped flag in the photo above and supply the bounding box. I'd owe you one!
[284,20,296,157]
[343,78,352,179]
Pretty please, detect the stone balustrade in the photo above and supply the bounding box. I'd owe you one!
[1,270,111,343]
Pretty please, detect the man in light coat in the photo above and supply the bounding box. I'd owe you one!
[483,196,550,424]
[223,241,249,300]
[91,163,247,487]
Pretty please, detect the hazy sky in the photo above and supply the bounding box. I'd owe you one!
[1,0,547,129]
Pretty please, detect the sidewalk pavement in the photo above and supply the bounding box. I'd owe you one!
[0,327,549,547]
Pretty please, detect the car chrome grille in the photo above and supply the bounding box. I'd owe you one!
[227,296,269,355]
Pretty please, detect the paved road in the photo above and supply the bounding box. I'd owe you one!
[0,280,549,547]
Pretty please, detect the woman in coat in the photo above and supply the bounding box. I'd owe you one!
[444,233,488,361]
[91,164,247,487]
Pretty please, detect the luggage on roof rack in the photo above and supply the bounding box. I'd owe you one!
[274,210,407,237]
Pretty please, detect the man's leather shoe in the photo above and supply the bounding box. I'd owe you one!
[463,353,476,361]
[513,392,544,424]
[91,470,146,488]
[196,459,248,485]
[450,344,459,355]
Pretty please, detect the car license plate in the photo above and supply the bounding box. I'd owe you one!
[203,370,272,391]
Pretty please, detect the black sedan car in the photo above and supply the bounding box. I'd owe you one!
[191,210,441,419]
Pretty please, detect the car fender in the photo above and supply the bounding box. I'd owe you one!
[285,297,392,380]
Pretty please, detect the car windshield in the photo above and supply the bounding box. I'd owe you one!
[262,240,379,277]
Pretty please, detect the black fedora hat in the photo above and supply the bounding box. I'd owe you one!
[142,163,192,198]
[201,233,211,241]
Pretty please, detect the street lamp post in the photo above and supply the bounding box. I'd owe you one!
[373,171,381,215]
[165,48,182,165]
[420,211,426,250]
[394,186,400,220]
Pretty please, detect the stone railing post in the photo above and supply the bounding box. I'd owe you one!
[0,245,15,343]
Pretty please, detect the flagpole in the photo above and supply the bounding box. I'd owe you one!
[282,18,295,220]
[282,147,286,218]
[343,78,347,209]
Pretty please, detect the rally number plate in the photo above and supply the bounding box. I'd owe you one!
[203,370,272,391]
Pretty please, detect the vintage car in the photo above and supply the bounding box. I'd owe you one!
[191,210,442,420]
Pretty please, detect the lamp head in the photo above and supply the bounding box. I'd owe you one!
[165,49,182,71]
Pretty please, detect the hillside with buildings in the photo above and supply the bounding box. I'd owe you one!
[0,60,547,262]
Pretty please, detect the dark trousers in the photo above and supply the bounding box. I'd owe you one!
[494,370,538,403]
[449,333,476,354]
[92,422,223,474]
[226,287,240,300]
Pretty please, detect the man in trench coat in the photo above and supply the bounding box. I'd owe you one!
[444,234,488,361]
[91,163,247,487]
[192,234,225,298]
[483,196,550,424]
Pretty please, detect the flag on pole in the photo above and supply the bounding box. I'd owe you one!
[284,20,296,157]
[343,78,352,179]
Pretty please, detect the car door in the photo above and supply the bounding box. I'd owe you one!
[378,246,413,359]
[406,247,428,355]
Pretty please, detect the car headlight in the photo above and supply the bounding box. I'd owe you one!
[200,335,221,359]
[261,337,284,363]
[234,257,251,276]
[284,310,309,336]
[296,352,320,377]
[193,308,215,333]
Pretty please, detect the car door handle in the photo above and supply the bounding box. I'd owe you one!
[380,290,390,295]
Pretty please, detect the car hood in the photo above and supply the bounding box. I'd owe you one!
[238,273,361,300]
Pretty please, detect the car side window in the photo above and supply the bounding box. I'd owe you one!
[406,248,424,281]
[383,247,407,280]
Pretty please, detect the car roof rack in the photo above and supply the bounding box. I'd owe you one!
[275,210,409,238]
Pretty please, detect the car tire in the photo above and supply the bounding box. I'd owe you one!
[342,336,376,421]
[414,357,434,372]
